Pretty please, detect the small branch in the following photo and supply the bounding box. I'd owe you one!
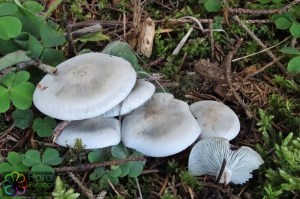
[52,120,70,143]
[17,59,57,74]
[71,24,102,38]
[228,0,300,15]
[216,159,227,184]
[54,157,146,172]
[224,39,253,118]
[135,177,143,199]
[232,15,287,75]
[68,172,94,199]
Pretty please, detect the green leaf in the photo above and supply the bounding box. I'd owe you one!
[0,86,10,113]
[88,149,108,163]
[12,109,34,129]
[99,174,119,189]
[77,32,109,42]
[275,17,292,30]
[0,162,13,173]
[111,144,128,159]
[7,151,22,165]
[290,22,300,38]
[22,150,41,166]
[40,48,64,66]
[108,166,122,178]
[0,50,31,71]
[128,161,144,177]
[279,47,300,55]
[13,71,30,86]
[0,2,18,16]
[119,163,130,177]
[32,117,56,137]
[0,39,21,55]
[28,34,43,58]
[42,148,62,166]
[287,56,300,73]
[14,32,30,48]
[204,0,222,12]
[40,25,65,47]
[1,72,15,88]
[10,82,35,110]
[90,167,105,181]
[31,163,54,173]
[23,1,44,14]
[0,16,22,40]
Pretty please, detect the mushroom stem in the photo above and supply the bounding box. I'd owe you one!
[216,158,227,184]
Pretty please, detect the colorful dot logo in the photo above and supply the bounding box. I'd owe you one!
[2,171,28,196]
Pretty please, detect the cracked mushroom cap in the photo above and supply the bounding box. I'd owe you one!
[121,93,202,157]
[33,52,137,120]
[188,137,264,185]
[55,117,120,149]
[190,100,240,140]
[101,79,155,117]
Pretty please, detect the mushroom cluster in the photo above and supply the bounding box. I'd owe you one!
[32,43,263,185]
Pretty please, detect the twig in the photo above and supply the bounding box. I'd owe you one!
[224,38,253,118]
[107,178,121,197]
[232,15,287,75]
[209,21,215,61]
[135,177,143,199]
[68,172,94,199]
[71,24,102,38]
[216,159,227,183]
[54,157,146,172]
[232,37,291,62]
[17,59,57,74]
[172,27,193,55]
[52,120,70,143]
[244,56,283,81]
[228,0,300,15]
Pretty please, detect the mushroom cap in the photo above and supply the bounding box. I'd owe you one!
[55,117,120,149]
[190,100,240,140]
[101,79,155,117]
[33,52,137,120]
[121,93,201,157]
[188,137,264,185]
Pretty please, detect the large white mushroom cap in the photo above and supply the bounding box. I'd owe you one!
[55,117,120,149]
[190,100,240,140]
[121,93,202,157]
[101,79,155,117]
[188,137,264,185]
[33,52,137,120]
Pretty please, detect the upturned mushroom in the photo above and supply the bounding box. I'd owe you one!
[33,52,137,120]
[121,93,202,157]
[188,137,264,185]
[101,79,155,117]
[189,100,240,140]
[55,117,120,149]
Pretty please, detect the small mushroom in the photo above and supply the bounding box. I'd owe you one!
[55,117,120,149]
[101,79,155,117]
[33,52,137,120]
[188,137,264,185]
[121,93,201,157]
[190,100,240,140]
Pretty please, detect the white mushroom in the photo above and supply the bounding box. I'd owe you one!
[188,137,264,185]
[101,79,155,117]
[190,100,240,140]
[121,93,201,157]
[33,52,137,120]
[55,117,120,149]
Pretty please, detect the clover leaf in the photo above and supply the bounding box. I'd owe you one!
[32,116,57,137]
[111,144,129,160]
[0,151,28,173]
[0,16,22,40]
[12,109,33,129]
[22,148,62,173]
[88,149,109,163]
[0,71,35,112]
